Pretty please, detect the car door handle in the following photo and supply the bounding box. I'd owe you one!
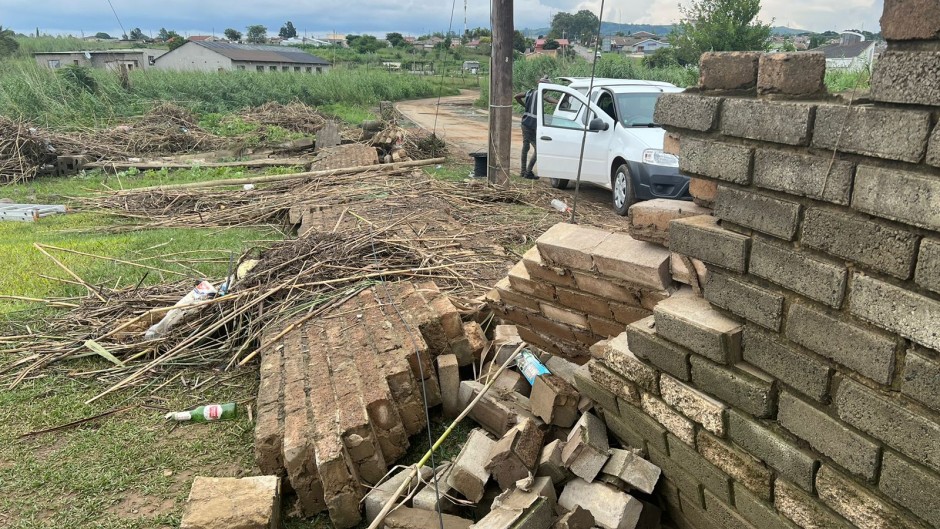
[540,136,552,141]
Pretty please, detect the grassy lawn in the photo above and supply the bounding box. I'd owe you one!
[0,165,286,527]
[0,155,483,528]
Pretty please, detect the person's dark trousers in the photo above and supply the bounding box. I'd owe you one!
[521,124,538,178]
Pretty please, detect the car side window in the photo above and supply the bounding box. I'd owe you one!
[597,92,617,121]
[542,89,584,130]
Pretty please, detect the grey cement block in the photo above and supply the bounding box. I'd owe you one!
[626,316,691,382]
[614,399,669,454]
[752,149,853,206]
[871,51,940,107]
[572,364,619,413]
[757,52,826,97]
[778,391,880,480]
[653,292,743,364]
[666,434,731,504]
[785,303,897,385]
[852,165,940,232]
[914,238,940,295]
[816,465,929,529]
[879,451,940,528]
[669,214,750,273]
[880,0,940,39]
[714,187,801,241]
[654,93,721,131]
[749,237,847,309]
[720,98,814,145]
[835,378,940,474]
[447,428,496,502]
[742,326,830,402]
[901,347,940,412]
[727,410,817,491]
[800,208,919,280]
[704,272,784,331]
[774,478,854,529]
[702,489,758,529]
[603,333,658,393]
[929,124,940,168]
[732,483,799,529]
[649,447,705,510]
[850,273,940,351]
[696,430,772,501]
[698,51,759,90]
[812,105,931,163]
[690,356,775,418]
[601,448,661,494]
[679,137,753,184]
[603,407,647,453]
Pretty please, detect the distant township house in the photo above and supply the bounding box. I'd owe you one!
[603,36,669,54]
[812,31,876,72]
[528,38,569,57]
[34,49,167,70]
[187,35,220,42]
[154,41,330,73]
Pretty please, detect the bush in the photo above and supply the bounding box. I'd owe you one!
[0,59,459,128]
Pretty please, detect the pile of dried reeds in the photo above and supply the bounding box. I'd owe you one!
[87,103,225,156]
[238,101,329,135]
[0,117,57,183]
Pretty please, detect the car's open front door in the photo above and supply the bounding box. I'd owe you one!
[536,84,615,183]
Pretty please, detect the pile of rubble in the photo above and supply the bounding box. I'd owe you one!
[254,281,488,527]
[360,324,666,529]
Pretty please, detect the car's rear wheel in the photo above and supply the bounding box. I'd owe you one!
[612,164,636,216]
[549,178,569,190]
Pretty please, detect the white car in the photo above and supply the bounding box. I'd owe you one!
[535,77,692,215]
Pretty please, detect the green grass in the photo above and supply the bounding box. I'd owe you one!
[824,67,872,93]
[0,59,460,128]
[0,361,258,529]
[319,103,376,125]
[424,162,474,182]
[0,166,284,319]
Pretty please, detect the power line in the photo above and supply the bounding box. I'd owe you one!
[105,0,128,39]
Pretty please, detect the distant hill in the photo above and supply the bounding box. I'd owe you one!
[771,26,812,35]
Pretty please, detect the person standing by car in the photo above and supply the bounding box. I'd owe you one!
[514,76,550,180]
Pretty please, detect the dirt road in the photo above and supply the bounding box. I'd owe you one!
[397,90,617,213]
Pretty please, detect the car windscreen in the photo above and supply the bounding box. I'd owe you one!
[614,92,662,127]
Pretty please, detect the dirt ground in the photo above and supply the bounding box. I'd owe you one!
[396,90,618,212]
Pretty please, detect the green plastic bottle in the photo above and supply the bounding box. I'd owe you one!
[165,402,236,423]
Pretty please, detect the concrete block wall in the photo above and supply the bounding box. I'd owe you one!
[487,222,676,361]
[606,15,937,528]
[488,5,939,528]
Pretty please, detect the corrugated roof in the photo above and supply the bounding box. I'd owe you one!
[814,41,874,60]
[192,41,330,65]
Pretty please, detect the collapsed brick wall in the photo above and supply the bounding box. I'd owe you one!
[489,4,940,528]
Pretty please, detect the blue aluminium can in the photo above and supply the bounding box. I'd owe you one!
[517,349,551,385]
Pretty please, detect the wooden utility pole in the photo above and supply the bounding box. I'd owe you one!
[488,0,513,185]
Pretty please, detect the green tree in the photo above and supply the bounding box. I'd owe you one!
[643,47,680,68]
[549,9,600,44]
[354,35,383,53]
[129,27,144,40]
[670,0,772,65]
[246,25,268,43]
[166,31,185,50]
[279,21,297,39]
[224,28,242,41]
[386,32,406,47]
[543,38,560,50]
[513,30,529,53]
[157,28,171,41]
[94,32,113,39]
[346,34,361,46]
[0,26,19,59]
[808,34,827,49]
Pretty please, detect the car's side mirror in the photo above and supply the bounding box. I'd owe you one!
[588,118,609,132]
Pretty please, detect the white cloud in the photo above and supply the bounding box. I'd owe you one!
[5,0,883,37]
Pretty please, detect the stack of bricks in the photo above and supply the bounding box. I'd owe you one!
[487,221,678,361]
[577,4,939,529]
[254,281,482,529]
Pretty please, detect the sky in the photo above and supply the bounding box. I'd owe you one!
[4,0,884,38]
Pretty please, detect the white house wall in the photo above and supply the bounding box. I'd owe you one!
[154,43,233,71]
